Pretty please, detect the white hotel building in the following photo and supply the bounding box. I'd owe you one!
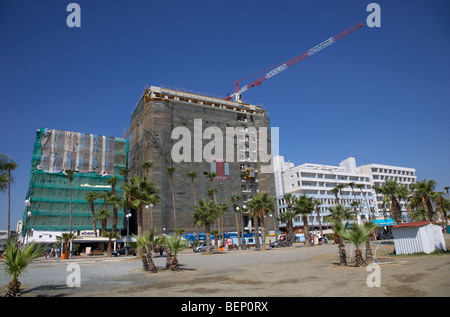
[357,163,417,221]
[273,156,417,232]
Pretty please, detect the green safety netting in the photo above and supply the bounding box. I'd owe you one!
[23,128,129,233]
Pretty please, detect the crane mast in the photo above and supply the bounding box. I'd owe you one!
[225,23,363,102]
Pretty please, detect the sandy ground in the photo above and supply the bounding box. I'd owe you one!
[12,235,450,297]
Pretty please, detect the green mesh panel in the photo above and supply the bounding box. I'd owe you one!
[23,128,128,233]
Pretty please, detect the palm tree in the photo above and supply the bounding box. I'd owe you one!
[142,161,153,178]
[291,194,317,247]
[410,179,437,221]
[216,202,229,248]
[186,172,198,241]
[332,221,347,266]
[165,167,177,231]
[123,175,159,236]
[146,193,159,231]
[229,194,243,249]
[0,153,10,192]
[105,176,120,232]
[64,170,76,234]
[283,193,293,207]
[57,232,77,258]
[155,233,174,268]
[207,188,217,201]
[134,228,158,273]
[340,223,376,267]
[324,205,355,228]
[205,171,219,243]
[248,193,276,251]
[167,234,187,271]
[108,193,124,234]
[278,210,297,246]
[332,184,345,204]
[192,199,221,255]
[2,240,46,297]
[431,192,450,226]
[325,205,355,266]
[0,156,18,237]
[363,221,377,264]
[331,187,340,205]
[313,198,323,236]
[187,171,198,206]
[373,180,409,224]
[95,208,111,236]
[85,191,99,236]
[104,231,119,257]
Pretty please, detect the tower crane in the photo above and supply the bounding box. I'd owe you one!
[225,23,363,102]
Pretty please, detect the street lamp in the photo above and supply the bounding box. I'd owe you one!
[24,199,31,244]
[125,213,132,256]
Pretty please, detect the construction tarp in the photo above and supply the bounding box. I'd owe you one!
[23,128,128,232]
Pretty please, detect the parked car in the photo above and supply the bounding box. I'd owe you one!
[269,240,286,248]
[193,242,214,253]
[112,246,136,256]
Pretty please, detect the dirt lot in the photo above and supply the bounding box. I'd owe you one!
[13,236,449,297]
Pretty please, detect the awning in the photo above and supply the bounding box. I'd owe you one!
[371,218,396,227]
[73,237,113,243]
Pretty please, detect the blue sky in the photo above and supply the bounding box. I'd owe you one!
[1,0,449,230]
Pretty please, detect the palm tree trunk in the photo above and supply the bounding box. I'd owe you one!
[7,169,11,237]
[234,208,241,249]
[137,207,143,236]
[205,222,212,255]
[169,175,177,231]
[365,240,373,264]
[101,219,107,236]
[191,178,197,205]
[146,252,157,273]
[303,215,311,246]
[171,256,179,271]
[392,197,403,224]
[338,237,347,266]
[141,254,149,271]
[288,220,294,247]
[316,207,323,236]
[354,248,364,267]
[69,180,73,234]
[166,251,172,269]
[4,278,21,297]
[90,202,98,237]
[111,184,118,233]
[221,214,225,248]
[260,216,266,251]
[253,215,260,249]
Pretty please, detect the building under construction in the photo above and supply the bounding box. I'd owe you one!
[23,128,128,238]
[127,86,276,234]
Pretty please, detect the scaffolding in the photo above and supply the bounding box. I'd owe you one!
[23,128,128,233]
